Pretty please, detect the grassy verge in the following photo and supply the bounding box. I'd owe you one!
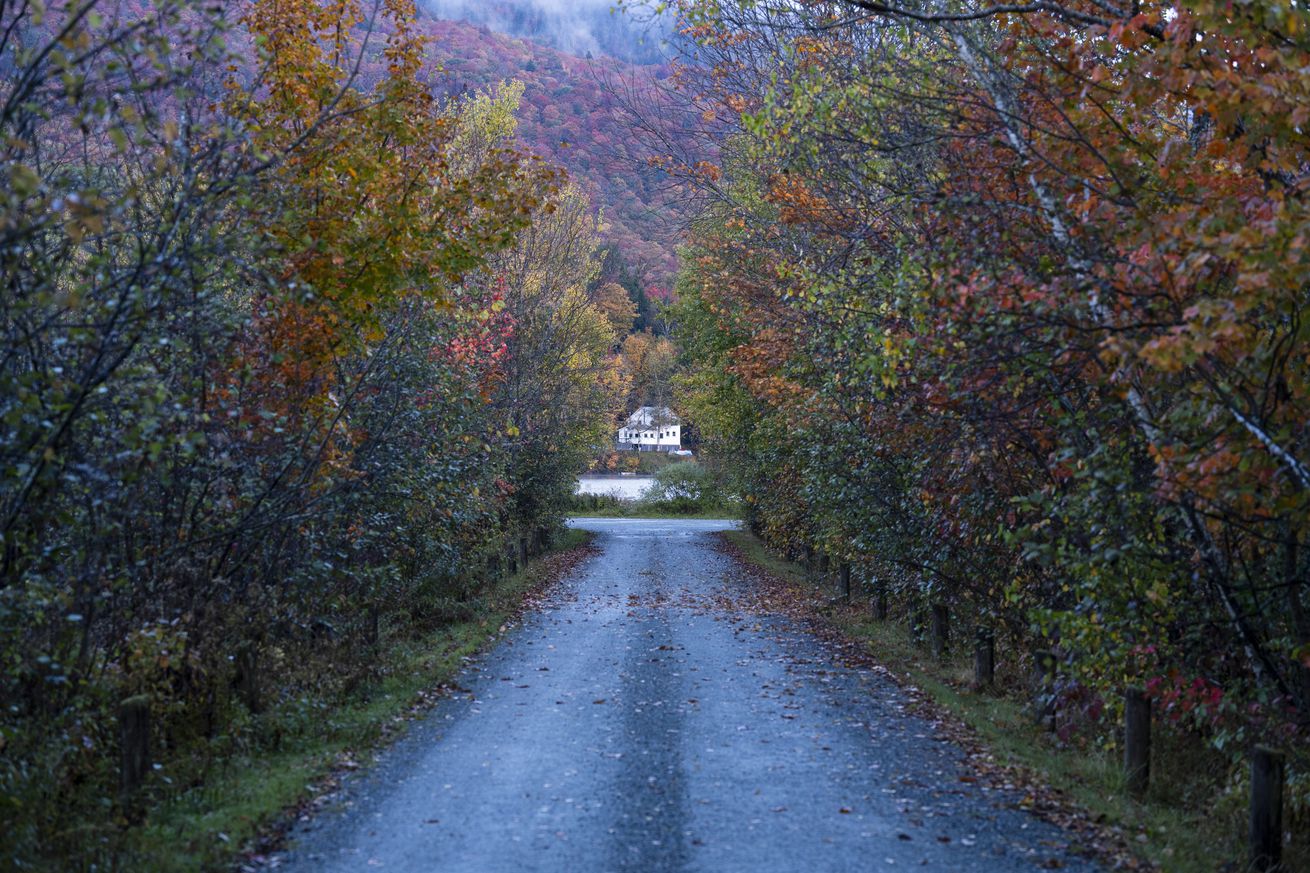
[721,528,1258,873]
[122,528,594,872]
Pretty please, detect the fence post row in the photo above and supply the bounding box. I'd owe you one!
[1250,746,1285,872]
[973,625,995,689]
[1123,687,1150,797]
[235,644,261,714]
[118,695,151,801]
[929,603,949,658]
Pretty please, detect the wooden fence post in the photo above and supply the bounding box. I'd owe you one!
[930,604,950,658]
[973,625,995,689]
[1031,649,1056,730]
[1124,687,1150,797]
[839,563,852,602]
[1250,746,1285,872]
[235,644,261,714]
[119,695,150,800]
[872,583,888,620]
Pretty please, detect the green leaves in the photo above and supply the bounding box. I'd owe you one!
[0,1,604,864]
[674,0,1310,762]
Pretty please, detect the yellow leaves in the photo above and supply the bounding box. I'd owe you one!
[1144,581,1170,607]
[694,161,722,182]
[766,173,851,230]
[794,36,827,56]
[63,192,107,244]
[7,163,40,198]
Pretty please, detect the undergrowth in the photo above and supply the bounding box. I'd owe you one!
[49,528,593,873]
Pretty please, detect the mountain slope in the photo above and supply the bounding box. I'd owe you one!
[419,14,683,291]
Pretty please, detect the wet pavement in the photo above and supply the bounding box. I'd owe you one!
[274,518,1098,872]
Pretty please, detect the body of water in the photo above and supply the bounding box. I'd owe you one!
[575,474,656,502]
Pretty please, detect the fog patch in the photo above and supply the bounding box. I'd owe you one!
[422,1,672,64]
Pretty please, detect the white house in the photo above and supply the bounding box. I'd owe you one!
[617,406,681,452]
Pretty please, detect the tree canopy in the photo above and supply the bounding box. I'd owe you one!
[668,0,1310,769]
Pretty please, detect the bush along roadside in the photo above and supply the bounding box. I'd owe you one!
[105,527,596,872]
[666,5,1310,871]
[717,528,1301,873]
[0,2,629,867]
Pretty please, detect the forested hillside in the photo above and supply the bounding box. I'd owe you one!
[419,14,683,290]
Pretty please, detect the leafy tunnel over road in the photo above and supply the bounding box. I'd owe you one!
[274,518,1098,872]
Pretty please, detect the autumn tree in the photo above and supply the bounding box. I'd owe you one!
[664,0,1310,781]
[0,0,607,866]
[592,281,640,340]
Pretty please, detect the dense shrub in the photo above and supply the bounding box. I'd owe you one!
[669,0,1310,793]
[0,1,620,866]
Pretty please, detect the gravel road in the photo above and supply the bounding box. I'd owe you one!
[274,517,1098,872]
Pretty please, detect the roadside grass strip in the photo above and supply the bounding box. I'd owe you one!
[121,529,596,872]
[720,528,1259,873]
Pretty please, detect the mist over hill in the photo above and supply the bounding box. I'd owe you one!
[420,0,673,64]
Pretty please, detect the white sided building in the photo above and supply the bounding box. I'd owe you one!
[617,406,681,452]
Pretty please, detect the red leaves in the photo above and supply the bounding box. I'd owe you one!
[1145,672,1225,727]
